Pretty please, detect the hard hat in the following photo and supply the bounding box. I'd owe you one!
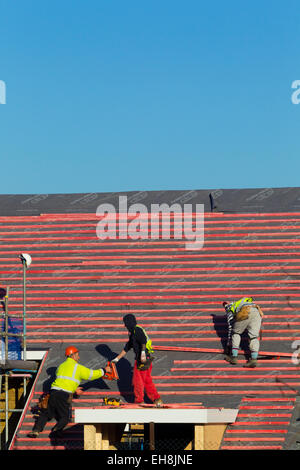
[65,346,79,357]
[19,253,32,268]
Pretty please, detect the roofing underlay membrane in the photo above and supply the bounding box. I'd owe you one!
[1,187,300,450]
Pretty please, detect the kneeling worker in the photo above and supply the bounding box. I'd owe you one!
[223,297,264,368]
[28,346,112,438]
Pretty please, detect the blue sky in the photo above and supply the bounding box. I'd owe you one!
[0,0,299,195]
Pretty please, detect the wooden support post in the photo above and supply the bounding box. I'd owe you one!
[95,424,102,450]
[83,420,227,451]
[84,424,104,450]
[149,422,155,451]
[84,423,126,450]
[101,423,110,450]
[194,425,204,450]
[84,424,98,450]
[204,424,227,450]
[109,424,116,450]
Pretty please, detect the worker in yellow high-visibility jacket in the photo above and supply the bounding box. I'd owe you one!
[28,346,111,438]
[223,297,264,368]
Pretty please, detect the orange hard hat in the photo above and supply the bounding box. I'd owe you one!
[65,346,79,357]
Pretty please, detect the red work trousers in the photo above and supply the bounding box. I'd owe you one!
[132,362,160,404]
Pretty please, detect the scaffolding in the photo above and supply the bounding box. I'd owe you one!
[0,280,38,449]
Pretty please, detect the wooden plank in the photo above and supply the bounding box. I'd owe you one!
[194,425,204,450]
[84,423,126,450]
[84,424,96,450]
[95,424,102,450]
[74,407,239,424]
[204,424,227,450]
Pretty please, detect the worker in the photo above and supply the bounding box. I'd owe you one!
[223,297,264,368]
[223,301,235,356]
[28,346,112,438]
[112,313,163,407]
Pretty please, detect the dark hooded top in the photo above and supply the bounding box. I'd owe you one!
[123,314,148,363]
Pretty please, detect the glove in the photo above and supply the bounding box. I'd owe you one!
[111,357,119,363]
[140,351,147,363]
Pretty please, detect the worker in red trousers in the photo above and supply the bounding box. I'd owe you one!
[112,313,163,407]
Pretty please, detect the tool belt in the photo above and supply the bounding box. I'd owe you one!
[235,305,252,322]
[136,355,154,370]
[38,393,50,410]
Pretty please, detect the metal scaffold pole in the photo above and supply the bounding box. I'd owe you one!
[0,253,35,450]
[19,253,32,401]
[22,260,27,362]
[4,289,9,449]
[21,258,27,400]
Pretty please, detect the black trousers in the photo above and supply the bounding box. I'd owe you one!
[33,390,72,432]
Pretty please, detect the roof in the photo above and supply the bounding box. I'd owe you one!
[1,187,300,450]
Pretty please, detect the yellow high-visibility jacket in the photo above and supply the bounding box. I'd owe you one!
[51,357,105,394]
[134,325,154,354]
[229,297,253,315]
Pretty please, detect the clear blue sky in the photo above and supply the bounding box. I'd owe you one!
[0,0,299,195]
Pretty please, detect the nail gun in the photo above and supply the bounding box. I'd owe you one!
[103,361,119,381]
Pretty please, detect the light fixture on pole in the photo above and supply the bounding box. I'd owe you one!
[19,253,32,361]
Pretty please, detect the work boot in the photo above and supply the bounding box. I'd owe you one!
[225,355,238,365]
[154,398,164,408]
[244,358,257,368]
[50,429,65,438]
[50,424,66,438]
[27,431,39,438]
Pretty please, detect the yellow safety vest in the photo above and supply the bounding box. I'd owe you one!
[230,297,253,315]
[136,325,154,354]
[51,357,104,394]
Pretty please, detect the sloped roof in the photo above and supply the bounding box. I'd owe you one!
[1,187,300,450]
